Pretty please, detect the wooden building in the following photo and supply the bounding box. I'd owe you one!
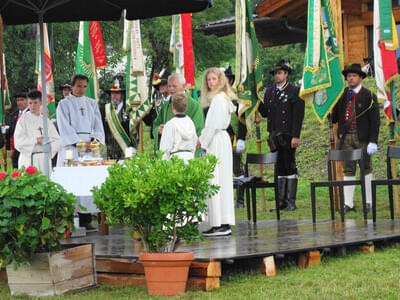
[197,0,400,64]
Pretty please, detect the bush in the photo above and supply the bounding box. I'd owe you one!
[0,166,76,268]
[93,152,219,252]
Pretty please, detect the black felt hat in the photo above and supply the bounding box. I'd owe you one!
[59,81,72,91]
[105,78,125,94]
[342,63,366,79]
[269,60,292,75]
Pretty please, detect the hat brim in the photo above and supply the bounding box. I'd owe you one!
[342,69,366,79]
[105,89,125,94]
[269,67,292,76]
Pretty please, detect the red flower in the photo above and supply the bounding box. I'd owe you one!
[25,166,37,175]
[0,173,6,180]
[153,73,160,79]
[11,171,21,178]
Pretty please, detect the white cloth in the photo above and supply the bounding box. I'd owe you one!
[160,115,197,163]
[56,95,105,166]
[14,112,60,174]
[51,166,109,213]
[199,92,236,227]
[236,139,245,153]
[367,142,378,155]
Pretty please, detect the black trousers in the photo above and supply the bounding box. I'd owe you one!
[275,135,297,176]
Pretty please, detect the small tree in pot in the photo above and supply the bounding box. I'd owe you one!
[92,152,219,295]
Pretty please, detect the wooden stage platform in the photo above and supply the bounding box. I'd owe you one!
[64,219,400,262]
[61,219,400,290]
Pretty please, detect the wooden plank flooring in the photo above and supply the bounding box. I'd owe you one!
[63,219,400,262]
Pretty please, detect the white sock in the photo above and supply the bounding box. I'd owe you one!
[365,173,373,205]
[343,176,356,208]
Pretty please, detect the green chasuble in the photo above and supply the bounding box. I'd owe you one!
[152,91,205,151]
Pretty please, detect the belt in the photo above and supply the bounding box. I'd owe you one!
[171,150,192,155]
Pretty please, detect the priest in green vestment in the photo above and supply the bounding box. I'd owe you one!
[152,73,204,151]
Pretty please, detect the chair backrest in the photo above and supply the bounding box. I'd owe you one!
[244,152,277,177]
[328,149,362,162]
[245,152,277,165]
[387,146,400,159]
[327,149,365,181]
[387,146,400,179]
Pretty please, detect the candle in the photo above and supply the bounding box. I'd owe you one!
[66,149,74,160]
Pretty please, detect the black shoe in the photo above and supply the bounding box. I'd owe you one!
[285,201,297,211]
[83,223,97,231]
[344,205,356,213]
[202,225,232,237]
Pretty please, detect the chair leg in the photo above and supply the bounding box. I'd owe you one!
[388,184,395,220]
[251,182,257,223]
[274,182,280,221]
[311,184,316,223]
[372,182,377,223]
[339,186,345,223]
[246,186,251,221]
[329,184,335,221]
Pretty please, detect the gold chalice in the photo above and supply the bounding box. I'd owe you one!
[91,137,101,158]
[76,137,86,159]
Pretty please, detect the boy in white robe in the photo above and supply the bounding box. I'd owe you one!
[56,74,105,166]
[160,93,197,163]
[14,90,60,174]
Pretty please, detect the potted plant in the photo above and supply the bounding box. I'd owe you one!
[0,166,97,296]
[92,152,219,296]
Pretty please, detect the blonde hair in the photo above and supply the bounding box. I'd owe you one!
[171,92,188,113]
[201,67,236,107]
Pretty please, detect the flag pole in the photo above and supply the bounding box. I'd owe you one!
[0,15,7,171]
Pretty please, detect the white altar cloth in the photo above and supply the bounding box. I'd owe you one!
[51,166,109,213]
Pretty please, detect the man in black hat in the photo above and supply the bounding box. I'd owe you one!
[101,79,134,160]
[60,82,72,98]
[258,59,305,211]
[6,92,29,169]
[331,63,380,213]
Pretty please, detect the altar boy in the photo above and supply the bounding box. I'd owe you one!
[159,93,197,163]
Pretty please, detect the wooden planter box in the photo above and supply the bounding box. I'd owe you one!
[6,243,97,296]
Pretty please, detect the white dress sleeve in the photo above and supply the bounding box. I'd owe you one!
[199,93,232,149]
[159,121,175,160]
[56,101,80,146]
[90,99,105,145]
[14,115,36,155]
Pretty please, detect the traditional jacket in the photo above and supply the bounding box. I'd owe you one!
[258,82,305,138]
[101,103,132,160]
[331,86,380,144]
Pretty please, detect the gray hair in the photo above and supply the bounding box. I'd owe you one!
[168,73,186,85]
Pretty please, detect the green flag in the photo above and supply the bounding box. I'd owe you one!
[234,0,263,131]
[76,21,99,100]
[299,0,344,123]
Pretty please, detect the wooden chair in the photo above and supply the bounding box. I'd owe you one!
[234,152,278,223]
[311,149,367,223]
[371,146,400,223]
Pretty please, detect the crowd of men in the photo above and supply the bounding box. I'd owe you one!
[0,59,380,231]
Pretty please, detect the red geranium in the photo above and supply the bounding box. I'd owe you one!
[25,166,37,175]
[0,172,6,180]
[11,171,21,178]
[153,73,160,79]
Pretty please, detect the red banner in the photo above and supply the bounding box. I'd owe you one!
[89,21,106,68]
[181,14,195,88]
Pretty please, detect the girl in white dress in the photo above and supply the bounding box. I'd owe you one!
[199,67,236,236]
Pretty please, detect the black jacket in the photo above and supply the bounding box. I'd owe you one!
[258,82,305,138]
[331,86,380,144]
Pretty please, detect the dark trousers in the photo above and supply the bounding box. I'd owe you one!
[276,135,297,176]
[12,151,19,169]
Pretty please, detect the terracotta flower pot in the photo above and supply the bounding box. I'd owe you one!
[139,252,194,296]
